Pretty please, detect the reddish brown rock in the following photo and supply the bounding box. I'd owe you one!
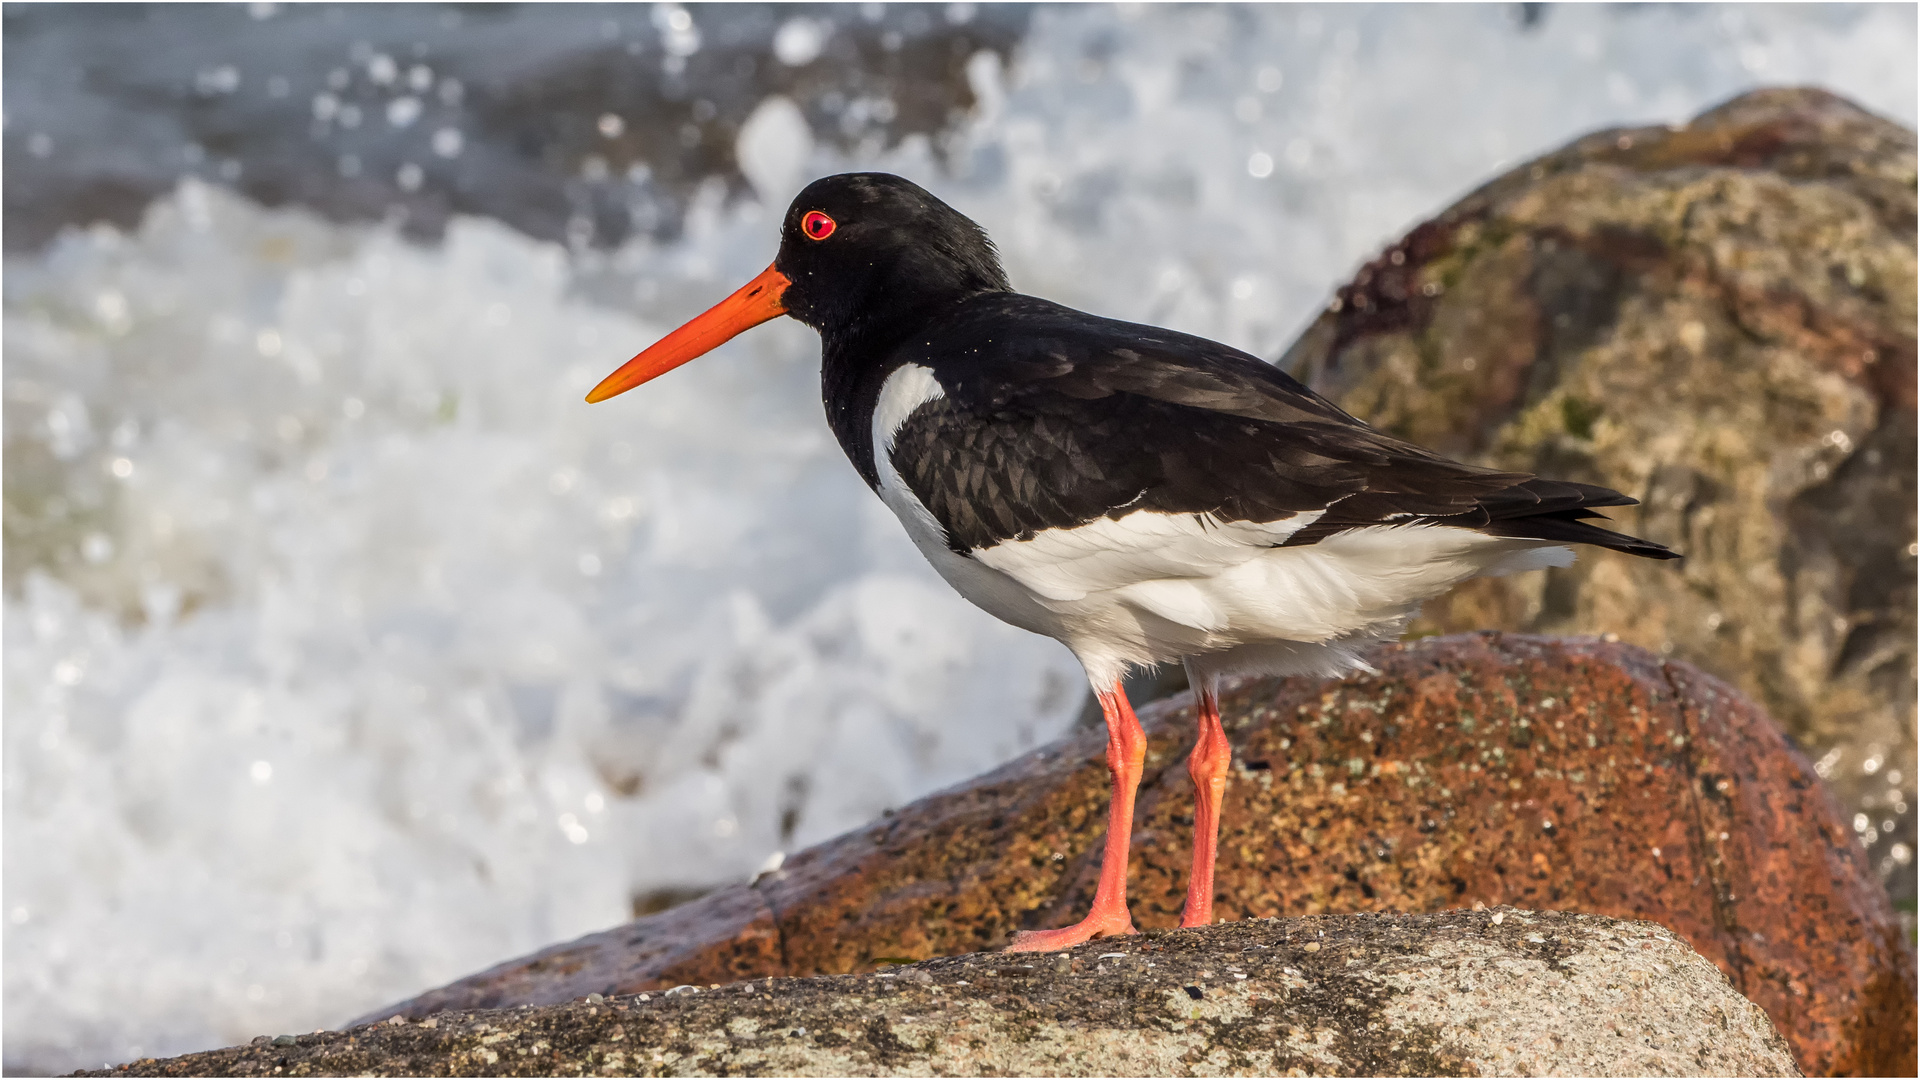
[363,634,1914,1077]
[384,882,785,1020]
[1280,86,1917,898]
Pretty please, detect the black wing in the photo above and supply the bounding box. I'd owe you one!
[886,294,1677,560]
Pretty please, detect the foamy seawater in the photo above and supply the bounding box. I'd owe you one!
[5,3,1914,1072]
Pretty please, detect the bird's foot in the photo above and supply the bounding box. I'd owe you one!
[1005,910,1137,953]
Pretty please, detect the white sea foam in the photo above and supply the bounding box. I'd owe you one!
[5,3,1913,1071]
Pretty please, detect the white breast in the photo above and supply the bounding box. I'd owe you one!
[869,365,1065,641]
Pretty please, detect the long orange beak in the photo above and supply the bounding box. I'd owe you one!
[585,263,792,403]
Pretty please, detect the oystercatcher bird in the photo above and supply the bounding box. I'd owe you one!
[587,172,1678,951]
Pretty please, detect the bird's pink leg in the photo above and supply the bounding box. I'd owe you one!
[1006,682,1145,952]
[1180,684,1231,928]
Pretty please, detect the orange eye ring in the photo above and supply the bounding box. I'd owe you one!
[801,210,836,240]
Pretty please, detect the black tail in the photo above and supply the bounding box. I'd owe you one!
[1482,479,1680,560]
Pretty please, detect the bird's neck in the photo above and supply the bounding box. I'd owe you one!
[821,284,977,357]
[817,320,909,492]
[815,289,985,491]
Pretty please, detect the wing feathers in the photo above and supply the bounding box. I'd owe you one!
[885,294,1676,562]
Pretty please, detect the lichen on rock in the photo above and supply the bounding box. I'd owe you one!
[1281,87,1917,906]
[85,911,1799,1078]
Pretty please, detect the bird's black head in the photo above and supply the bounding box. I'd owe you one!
[585,172,1006,403]
[772,173,1010,343]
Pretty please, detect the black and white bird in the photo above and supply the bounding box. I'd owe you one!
[587,172,1678,952]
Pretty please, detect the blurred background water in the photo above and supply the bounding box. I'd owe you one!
[4,2,1914,1073]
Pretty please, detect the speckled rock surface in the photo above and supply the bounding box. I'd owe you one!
[86,911,1799,1078]
[1281,86,1917,906]
[361,634,1913,1076]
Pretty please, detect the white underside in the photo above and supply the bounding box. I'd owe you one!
[871,365,1575,691]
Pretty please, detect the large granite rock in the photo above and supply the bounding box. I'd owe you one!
[92,912,1799,1078]
[1283,87,1917,904]
[362,634,1914,1076]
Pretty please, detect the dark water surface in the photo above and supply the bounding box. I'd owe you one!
[4,2,1026,251]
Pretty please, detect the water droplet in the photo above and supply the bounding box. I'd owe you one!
[81,533,115,564]
[386,96,422,128]
[655,4,701,56]
[194,65,241,96]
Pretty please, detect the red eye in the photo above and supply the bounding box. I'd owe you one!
[801,210,836,240]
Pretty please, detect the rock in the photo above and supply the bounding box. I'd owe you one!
[1281,86,1917,904]
[361,634,1914,1076]
[86,911,1799,1077]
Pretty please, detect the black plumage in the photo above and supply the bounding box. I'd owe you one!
[831,290,1675,561]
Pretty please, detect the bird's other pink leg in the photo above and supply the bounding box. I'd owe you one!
[1006,681,1145,952]
[1180,683,1231,928]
